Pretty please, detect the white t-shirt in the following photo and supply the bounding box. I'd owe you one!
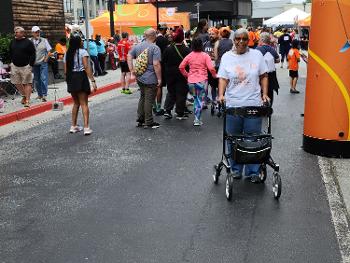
[217,49,267,108]
[63,49,89,72]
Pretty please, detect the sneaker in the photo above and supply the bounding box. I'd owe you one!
[36,96,43,100]
[155,109,165,116]
[136,122,144,127]
[250,174,262,184]
[193,119,203,126]
[184,108,193,115]
[121,89,126,94]
[144,122,160,129]
[176,114,188,120]
[24,101,30,108]
[83,127,93,135]
[124,89,132,95]
[69,125,83,133]
[164,111,173,119]
[42,96,47,102]
[232,172,242,179]
[290,89,300,94]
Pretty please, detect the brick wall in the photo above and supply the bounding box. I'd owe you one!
[11,0,65,45]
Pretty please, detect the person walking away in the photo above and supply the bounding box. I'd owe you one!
[278,28,292,68]
[9,26,36,107]
[247,27,256,49]
[64,35,97,135]
[288,39,301,94]
[204,27,219,105]
[84,37,102,77]
[217,28,269,183]
[193,19,209,44]
[154,23,170,116]
[127,28,162,129]
[106,38,117,70]
[256,32,280,105]
[31,26,51,102]
[95,35,107,75]
[163,28,191,120]
[179,38,217,126]
[117,32,132,94]
[113,30,121,44]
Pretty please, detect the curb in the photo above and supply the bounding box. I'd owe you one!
[0,81,128,127]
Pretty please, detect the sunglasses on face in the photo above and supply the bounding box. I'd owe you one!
[235,37,248,42]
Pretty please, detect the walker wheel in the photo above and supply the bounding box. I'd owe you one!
[272,173,282,199]
[225,174,234,201]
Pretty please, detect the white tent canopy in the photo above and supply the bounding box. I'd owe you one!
[263,8,310,27]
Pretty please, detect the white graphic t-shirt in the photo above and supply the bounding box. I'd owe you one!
[217,49,267,108]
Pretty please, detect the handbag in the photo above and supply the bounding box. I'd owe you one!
[232,135,272,164]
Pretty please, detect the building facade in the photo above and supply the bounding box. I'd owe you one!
[155,0,252,28]
[0,0,65,43]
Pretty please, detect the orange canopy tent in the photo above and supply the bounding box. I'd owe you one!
[90,4,190,39]
[299,15,311,27]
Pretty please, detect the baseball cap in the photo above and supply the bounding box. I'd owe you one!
[31,26,40,32]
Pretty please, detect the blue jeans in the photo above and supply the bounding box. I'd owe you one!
[33,62,48,97]
[226,114,262,176]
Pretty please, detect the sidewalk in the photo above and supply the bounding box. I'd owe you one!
[0,69,134,126]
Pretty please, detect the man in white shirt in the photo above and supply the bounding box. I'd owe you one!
[31,26,52,102]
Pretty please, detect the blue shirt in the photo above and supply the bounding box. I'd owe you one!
[96,39,106,54]
[84,40,98,57]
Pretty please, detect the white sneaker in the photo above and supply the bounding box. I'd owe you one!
[69,126,83,133]
[83,127,93,135]
[193,119,203,126]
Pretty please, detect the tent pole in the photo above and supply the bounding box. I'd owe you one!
[109,0,115,37]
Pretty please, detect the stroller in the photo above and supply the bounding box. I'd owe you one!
[213,104,281,201]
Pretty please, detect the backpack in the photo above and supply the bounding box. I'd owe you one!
[263,51,276,73]
[134,48,149,76]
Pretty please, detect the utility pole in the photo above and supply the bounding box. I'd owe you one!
[194,2,200,23]
[83,0,90,53]
[156,0,159,26]
[109,0,115,37]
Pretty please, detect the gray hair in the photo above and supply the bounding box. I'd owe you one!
[14,26,25,33]
[260,32,270,44]
[144,28,157,39]
[234,28,248,38]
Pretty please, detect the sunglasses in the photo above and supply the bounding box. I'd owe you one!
[235,37,248,42]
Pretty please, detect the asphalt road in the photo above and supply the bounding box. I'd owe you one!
[0,73,342,263]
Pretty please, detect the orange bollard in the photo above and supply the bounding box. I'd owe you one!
[303,0,350,157]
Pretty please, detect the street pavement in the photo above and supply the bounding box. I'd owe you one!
[0,63,349,262]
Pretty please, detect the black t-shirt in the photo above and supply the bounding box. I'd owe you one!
[9,38,36,67]
[278,33,292,50]
[163,44,190,76]
[156,35,170,54]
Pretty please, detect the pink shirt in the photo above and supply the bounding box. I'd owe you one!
[179,51,217,84]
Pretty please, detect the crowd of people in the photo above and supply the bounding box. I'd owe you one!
[5,20,307,182]
[5,20,306,136]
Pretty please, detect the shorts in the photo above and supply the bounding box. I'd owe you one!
[289,70,299,79]
[67,71,91,95]
[10,63,33,85]
[119,61,130,73]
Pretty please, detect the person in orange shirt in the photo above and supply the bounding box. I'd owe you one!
[248,27,256,48]
[55,38,67,60]
[254,28,260,48]
[287,39,301,94]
